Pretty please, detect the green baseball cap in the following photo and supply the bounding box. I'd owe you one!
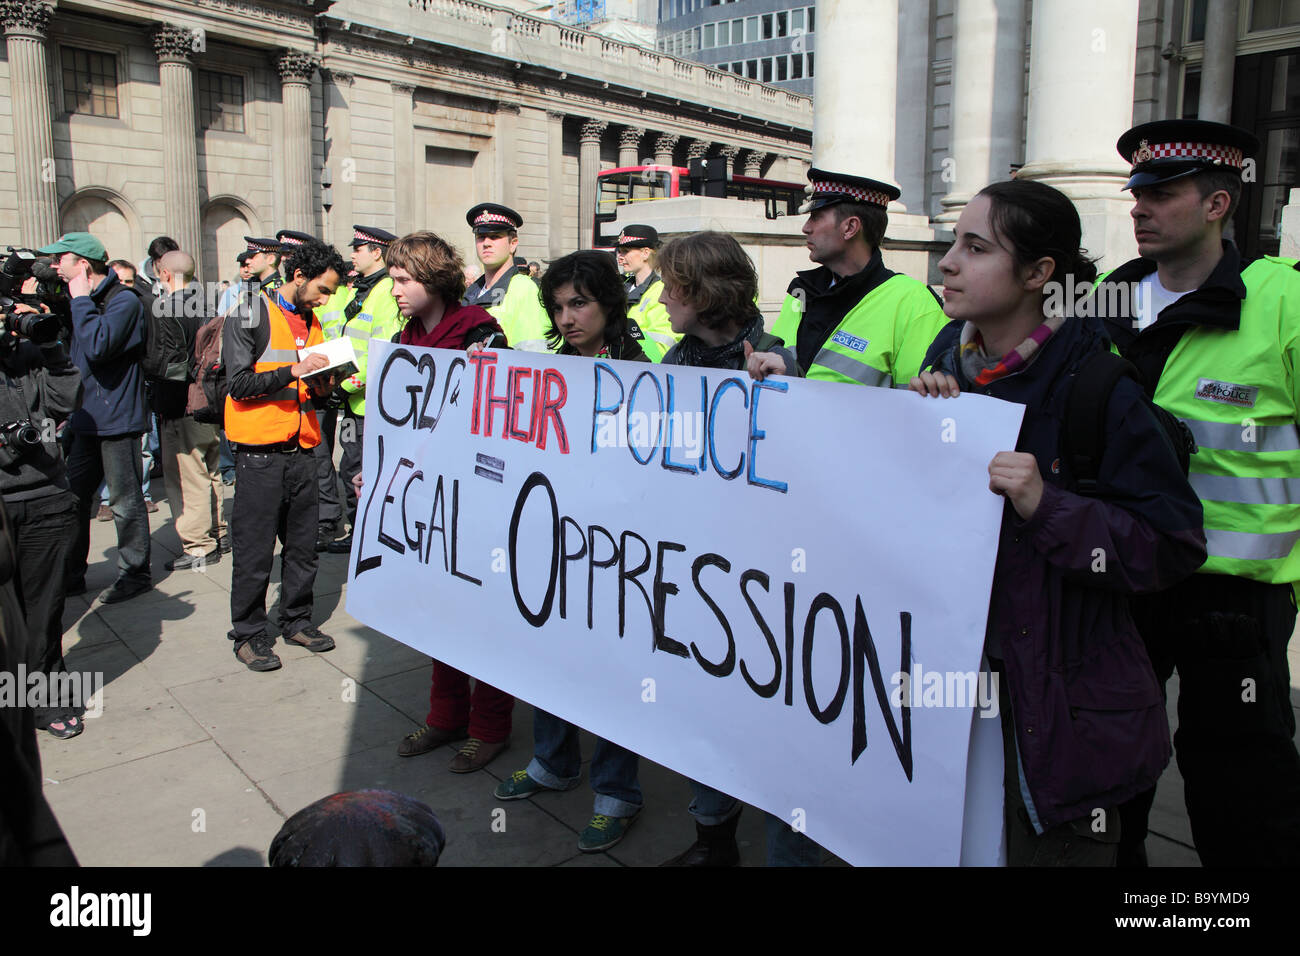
[37,231,106,261]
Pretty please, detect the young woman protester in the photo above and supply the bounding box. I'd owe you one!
[491,250,648,852]
[911,179,1206,865]
[384,231,515,774]
[643,231,824,868]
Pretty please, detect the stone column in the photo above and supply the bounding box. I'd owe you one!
[937,0,1028,223]
[653,132,678,168]
[494,101,520,212]
[618,126,644,168]
[153,25,203,275]
[277,50,318,235]
[2,0,58,246]
[1018,0,1139,268]
[1199,0,1238,122]
[742,150,771,177]
[547,110,566,257]
[578,119,607,249]
[685,139,709,163]
[393,82,415,236]
[895,0,934,213]
[814,0,899,197]
[718,144,741,177]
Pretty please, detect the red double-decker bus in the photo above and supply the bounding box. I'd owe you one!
[593,164,805,248]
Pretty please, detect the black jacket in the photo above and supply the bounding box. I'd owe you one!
[0,337,82,501]
[224,290,323,407]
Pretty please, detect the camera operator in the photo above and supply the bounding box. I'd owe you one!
[1,254,85,739]
[38,232,152,606]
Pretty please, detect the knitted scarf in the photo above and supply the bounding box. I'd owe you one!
[399,302,502,350]
[672,312,763,369]
[959,314,1064,386]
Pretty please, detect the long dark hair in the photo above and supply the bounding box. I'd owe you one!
[540,251,628,352]
[975,180,1098,294]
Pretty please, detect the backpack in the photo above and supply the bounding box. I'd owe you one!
[141,290,191,383]
[1063,350,1196,496]
[187,312,227,426]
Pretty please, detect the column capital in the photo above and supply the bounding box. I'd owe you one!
[653,132,679,153]
[546,110,566,121]
[152,24,196,64]
[391,80,415,94]
[685,139,709,160]
[323,69,354,86]
[1,0,53,38]
[495,100,521,114]
[276,50,319,85]
[579,118,607,144]
[619,126,645,149]
[718,144,741,161]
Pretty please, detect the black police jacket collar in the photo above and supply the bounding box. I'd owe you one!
[463,265,519,307]
[786,248,896,305]
[1100,240,1247,351]
[626,270,661,306]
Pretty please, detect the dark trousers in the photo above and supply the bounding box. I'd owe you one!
[228,447,319,643]
[8,491,80,727]
[338,410,363,528]
[996,661,1119,866]
[64,430,150,587]
[1121,574,1300,867]
[313,410,341,529]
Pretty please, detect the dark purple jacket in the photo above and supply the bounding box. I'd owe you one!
[923,315,1206,828]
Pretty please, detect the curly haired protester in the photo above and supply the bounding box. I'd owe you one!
[386,232,515,774]
[492,251,647,853]
[911,179,1206,865]
[224,239,347,672]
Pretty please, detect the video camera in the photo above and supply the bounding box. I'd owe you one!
[0,246,66,344]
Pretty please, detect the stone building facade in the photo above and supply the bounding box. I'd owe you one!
[0,0,813,280]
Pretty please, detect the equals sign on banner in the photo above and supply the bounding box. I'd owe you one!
[475,453,505,483]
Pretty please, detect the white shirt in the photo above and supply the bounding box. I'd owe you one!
[1133,270,1192,331]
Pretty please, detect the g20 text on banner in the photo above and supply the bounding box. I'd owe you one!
[346,341,1024,866]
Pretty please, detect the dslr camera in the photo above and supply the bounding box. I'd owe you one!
[0,246,65,344]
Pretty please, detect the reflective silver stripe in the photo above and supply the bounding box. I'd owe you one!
[813,348,892,388]
[649,332,677,350]
[1206,527,1300,561]
[257,348,300,364]
[1190,473,1300,506]
[344,325,370,340]
[1184,418,1300,453]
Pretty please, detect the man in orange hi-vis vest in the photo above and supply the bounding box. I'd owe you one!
[223,239,348,672]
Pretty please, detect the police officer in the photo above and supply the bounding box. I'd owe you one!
[754,169,947,386]
[242,237,284,297]
[462,203,550,352]
[1096,119,1300,867]
[223,239,347,671]
[616,224,676,362]
[319,226,402,554]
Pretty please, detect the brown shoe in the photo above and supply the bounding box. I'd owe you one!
[397,722,468,757]
[96,504,112,522]
[449,737,508,773]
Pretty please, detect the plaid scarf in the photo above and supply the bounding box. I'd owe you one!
[959,315,1064,386]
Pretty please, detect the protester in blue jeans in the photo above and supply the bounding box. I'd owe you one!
[492,251,646,852]
[644,232,823,867]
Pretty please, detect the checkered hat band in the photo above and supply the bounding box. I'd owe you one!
[248,242,274,252]
[281,236,305,246]
[353,230,388,245]
[1135,142,1244,167]
[618,235,648,244]
[810,180,891,207]
[474,212,514,226]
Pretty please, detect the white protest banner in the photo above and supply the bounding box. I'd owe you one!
[347,341,1025,866]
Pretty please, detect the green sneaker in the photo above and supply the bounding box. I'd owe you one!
[578,810,640,853]
[494,769,547,801]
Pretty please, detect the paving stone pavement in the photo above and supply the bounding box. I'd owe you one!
[36,486,1300,866]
